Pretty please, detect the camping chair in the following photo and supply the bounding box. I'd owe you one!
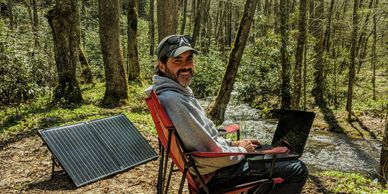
[146,91,285,194]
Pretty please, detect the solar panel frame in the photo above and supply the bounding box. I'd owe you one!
[39,114,158,187]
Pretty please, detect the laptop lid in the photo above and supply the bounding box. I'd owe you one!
[271,109,315,156]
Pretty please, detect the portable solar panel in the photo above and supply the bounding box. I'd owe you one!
[39,114,158,187]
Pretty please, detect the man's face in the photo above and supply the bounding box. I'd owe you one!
[159,51,195,87]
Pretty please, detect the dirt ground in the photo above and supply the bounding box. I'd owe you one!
[0,129,327,194]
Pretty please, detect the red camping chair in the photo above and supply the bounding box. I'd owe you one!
[145,91,284,194]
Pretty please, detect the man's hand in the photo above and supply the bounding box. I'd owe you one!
[231,140,260,152]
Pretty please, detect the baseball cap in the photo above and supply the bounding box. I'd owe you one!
[156,35,198,59]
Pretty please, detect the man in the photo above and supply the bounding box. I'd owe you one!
[146,35,308,193]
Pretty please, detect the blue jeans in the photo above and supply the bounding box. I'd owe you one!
[202,158,308,194]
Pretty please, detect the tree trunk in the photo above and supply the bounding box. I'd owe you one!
[280,0,291,109]
[127,0,140,82]
[137,0,147,19]
[47,0,83,104]
[157,0,178,41]
[190,0,196,34]
[323,0,335,53]
[273,0,279,34]
[180,0,188,34]
[207,0,258,125]
[225,0,232,47]
[98,0,128,107]
[78,46,94,84]
[311,0,325,106]
[191,0,202,47]
[371,0,378,100]
[380,111,388,185]
[346,0,359,120]
[8,1,14,30]
[356,0,373,73]
[292,0,307,110]
[200,0,211,54]
[149,0,155,55]
[32,0,39,47]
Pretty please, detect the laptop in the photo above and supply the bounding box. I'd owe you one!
[254,109,316,161]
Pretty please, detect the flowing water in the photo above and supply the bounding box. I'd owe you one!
[201,97,382,178]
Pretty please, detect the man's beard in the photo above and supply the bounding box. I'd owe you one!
[165,68,194,87]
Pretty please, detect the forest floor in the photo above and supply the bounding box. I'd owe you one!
[0,129,349,194]
[0,83,386,193]
[0,111,386,194]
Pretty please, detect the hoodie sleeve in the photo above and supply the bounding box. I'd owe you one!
[158,92,246,166]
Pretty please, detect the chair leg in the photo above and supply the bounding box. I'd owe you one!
[178,167,188,194]
[163,132,172,192]
[164,161,174,194]
[157,146,165,194]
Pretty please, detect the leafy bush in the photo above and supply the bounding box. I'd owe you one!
[236,32,282,110]
[0,31,38,105]
[191,50,226,99]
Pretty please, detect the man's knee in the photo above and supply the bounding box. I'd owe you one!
[290,160,309,182]
[273,160,308,182]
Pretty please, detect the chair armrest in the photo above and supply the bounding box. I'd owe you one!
[223,124,240,133]
[189,147,289,158]
[218,124,240,140]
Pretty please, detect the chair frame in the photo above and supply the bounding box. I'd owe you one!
[146,91,284,194]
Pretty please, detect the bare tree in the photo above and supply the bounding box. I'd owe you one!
[346,0,359,120]
[180,0,188,34]
[371,0,378,100]
[292,0,307,110]
[280,0,291,109]
[98,0,128,106]
[127,0,140,82]
[311,0,325,106]
[47,0,83,104]
[207,0,258,125]
[149,0,155,55]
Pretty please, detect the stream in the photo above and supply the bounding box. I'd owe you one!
[201,98,382,178]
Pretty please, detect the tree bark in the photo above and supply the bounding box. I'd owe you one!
[32,0,39,47]
[127,0,140,82]
[323,0,335,53]
[190,0,196,34]
[149,0,155,55]
[200,0,211,54]
[207,0,258,125]
[8,1,14,30]
[280,0,291,109]
[356,0,373,73]
[371,0,378,100]
[191,0,202,47]
[78,46,94,84]
[157,0,178,41]
[225,0,232,47]
[311,0,325,106]
[346,0,359,120]
[292,0,307,110]
[180,0,188,34]
[273,0,279,34]
[137,0,147,19]
[47,0,83,104]
[98,0,128,107]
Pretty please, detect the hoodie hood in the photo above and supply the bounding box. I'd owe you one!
[145,75,193,97]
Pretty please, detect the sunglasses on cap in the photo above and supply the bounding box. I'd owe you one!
[157,35,197,59]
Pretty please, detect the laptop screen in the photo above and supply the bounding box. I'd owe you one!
[271,109,315,155]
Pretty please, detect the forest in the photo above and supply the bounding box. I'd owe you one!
[0,0,387,193]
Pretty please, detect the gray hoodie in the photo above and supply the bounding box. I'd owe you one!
[145,75,246,175]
